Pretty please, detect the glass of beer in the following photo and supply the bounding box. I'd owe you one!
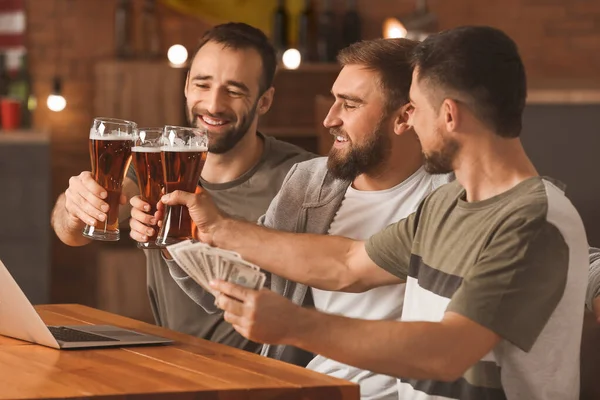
[131,127,164,249]
[82,117,136,241]
[155,126,208,247]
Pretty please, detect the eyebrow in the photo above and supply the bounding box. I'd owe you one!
[332,91,364,104]
[190,75,250,94]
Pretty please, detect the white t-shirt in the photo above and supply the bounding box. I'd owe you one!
[308,167,437,400]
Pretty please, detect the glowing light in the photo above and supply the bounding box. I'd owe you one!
[47,94,66,112]
[167,44,188,66]
[383,18,408,39]
[282,48,301,70]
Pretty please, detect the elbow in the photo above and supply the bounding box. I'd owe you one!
[332,268,373,293]
[428,358,469,383]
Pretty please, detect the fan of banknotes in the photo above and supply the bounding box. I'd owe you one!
[166,240,267,297]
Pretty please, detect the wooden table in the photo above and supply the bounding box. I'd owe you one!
[0,304,359,400]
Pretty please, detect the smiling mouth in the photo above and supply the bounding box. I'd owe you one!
[334,135,349,143]
[199,115,231,127]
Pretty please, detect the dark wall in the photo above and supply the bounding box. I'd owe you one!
[522,104,600,246]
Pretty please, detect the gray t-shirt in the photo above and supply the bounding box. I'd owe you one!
[126,133,314,352]
[366,177,588,400]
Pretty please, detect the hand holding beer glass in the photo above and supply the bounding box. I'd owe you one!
[156,126,208,247]
[82,117,136,241]
[131,128,164,249]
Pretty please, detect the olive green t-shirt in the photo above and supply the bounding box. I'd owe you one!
[366,177,588,400]
[126,133,314,352]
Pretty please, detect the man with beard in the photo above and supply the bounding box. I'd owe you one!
[162,27,589,399]
[159,38,451,399]
[50,23,313,352]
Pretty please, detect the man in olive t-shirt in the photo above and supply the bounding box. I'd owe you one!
[364,176,586,399]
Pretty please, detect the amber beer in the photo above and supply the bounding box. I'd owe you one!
[86,136,133,237]
[132,146,163,248]
[155,148,207,246]
[83,117,136,241]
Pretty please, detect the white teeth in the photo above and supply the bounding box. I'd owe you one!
[202,116,227,126]
[336,136,348,142]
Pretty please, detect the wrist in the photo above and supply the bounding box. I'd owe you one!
[286,305,318,349]
[210,215,232,247]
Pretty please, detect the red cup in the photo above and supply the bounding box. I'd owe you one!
[0,98,21,130]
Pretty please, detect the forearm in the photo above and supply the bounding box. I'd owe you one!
[51,194,91,247]
[288,308,468,382]
[212,218,361,291]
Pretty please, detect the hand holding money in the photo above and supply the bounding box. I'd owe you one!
[166,240,266,297]
[211,279,301,345]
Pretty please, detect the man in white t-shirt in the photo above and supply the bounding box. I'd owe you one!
[164,38,450,399]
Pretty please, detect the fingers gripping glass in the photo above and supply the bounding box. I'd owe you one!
[155,126,208,247]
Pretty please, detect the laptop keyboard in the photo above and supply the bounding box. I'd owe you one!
[48,326,119,343]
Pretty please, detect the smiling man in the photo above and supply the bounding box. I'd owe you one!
[51,23,314,352]
[163,38,452,399]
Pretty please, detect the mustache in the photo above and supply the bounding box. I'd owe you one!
[329,127,349,138]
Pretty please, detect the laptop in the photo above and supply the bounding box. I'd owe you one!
[0,259,173,349]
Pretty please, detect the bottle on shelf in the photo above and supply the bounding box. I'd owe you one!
[140,0,161,58]
[115,0,134,58]
[341,0,361,49]
[317,0,337,63]
[0,53,9,97]
[298,0,316,63]
[272,0,289,61]
[7,54,34,129]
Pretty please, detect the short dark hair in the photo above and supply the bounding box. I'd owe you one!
[337,38,418,113]
[412,26,527,138]
[190,22,276,95]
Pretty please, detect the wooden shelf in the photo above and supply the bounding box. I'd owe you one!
[0,130,49,144]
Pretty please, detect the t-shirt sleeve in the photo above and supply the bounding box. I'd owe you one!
[365,208,419,281]
[446,217,569,352]
[126,162,138,186]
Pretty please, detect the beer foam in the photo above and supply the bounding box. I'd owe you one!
[90,128,134,140]
[160,146,208,152]
[132,146,162,153]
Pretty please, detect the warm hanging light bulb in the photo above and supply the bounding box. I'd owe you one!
[47,77,66,112]
[282,48,301,70]
[167,44,188,67]
[383,18,408,39]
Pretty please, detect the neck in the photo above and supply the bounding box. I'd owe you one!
[202,125,264,184]
[454,133,538,202]
[352,132,424,191]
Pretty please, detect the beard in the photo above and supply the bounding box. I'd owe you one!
[187,100,258,154]
[327,115,391,181]
[422,131,460,174]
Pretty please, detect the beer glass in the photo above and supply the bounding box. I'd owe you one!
[82,117,136,241]
[155,126,208,247]
[131,128,164,249]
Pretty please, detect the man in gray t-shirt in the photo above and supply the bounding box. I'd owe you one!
[50,23,313,353]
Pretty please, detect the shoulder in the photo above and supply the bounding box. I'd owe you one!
[279,157,330,188]
[262,135,317,167]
